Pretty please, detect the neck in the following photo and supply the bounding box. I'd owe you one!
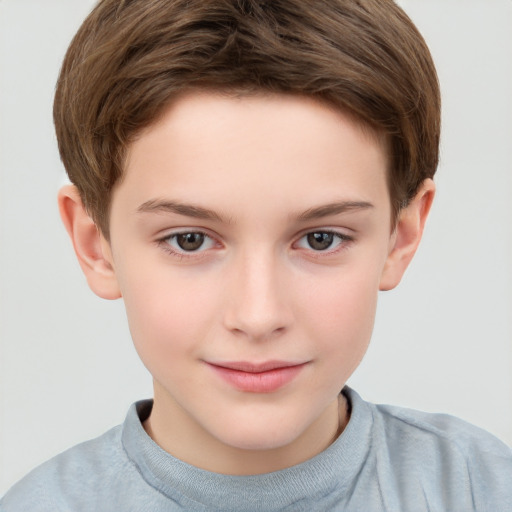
[143,386,349,475]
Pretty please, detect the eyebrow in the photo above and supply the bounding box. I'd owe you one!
[136,198,374,223]
[296,201,374,221]
[136,199,226,222]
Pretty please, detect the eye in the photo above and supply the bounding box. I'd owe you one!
[163,231,216,253]
[295,231,350,252]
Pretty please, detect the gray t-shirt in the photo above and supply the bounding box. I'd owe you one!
[1,387,511,511]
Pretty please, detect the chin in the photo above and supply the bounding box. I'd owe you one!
[212,415,307,452]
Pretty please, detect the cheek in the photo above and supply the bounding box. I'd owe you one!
[299,265,381,367]
[119,268,220,372]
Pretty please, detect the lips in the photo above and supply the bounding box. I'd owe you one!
[206,360,307,393]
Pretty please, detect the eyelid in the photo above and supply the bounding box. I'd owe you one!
[156,228,222,258]
[293,228,354,254]
[155,226,354,260]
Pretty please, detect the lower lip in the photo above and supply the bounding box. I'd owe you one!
[208,364,306,393]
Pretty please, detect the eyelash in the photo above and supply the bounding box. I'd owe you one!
[156,229,354,259]
[294,230,353,256]
[157,230,217,260]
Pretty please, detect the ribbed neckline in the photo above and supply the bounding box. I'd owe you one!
[121,387,373,511]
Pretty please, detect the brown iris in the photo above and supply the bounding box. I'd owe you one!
[307,232,335,251]
[176,233,205,251]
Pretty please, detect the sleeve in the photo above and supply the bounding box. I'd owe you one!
[463,426,512,511]
[0,470,58,512]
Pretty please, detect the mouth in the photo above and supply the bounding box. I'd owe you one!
[205,360,308,393]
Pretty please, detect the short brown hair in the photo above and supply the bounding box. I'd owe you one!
[54,0,440,237]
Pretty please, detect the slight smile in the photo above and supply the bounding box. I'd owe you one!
[205,361,309,393]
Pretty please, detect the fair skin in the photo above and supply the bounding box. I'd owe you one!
[59,91,434,475]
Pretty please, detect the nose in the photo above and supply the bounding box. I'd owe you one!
[223,249,292,341]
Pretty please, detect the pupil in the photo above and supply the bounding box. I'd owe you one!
[177,233,204,251]
[307,232,334,251]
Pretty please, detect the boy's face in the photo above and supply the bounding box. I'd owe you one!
[80,91,427,472]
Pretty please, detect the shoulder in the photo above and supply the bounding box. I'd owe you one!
[343,388,512,510]
[372,399,512,509]
[374,400,512,459]
[0,424,132,511]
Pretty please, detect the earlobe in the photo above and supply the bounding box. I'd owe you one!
[379,179,435,291]
[58,185,121,300]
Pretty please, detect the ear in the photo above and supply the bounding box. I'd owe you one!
[379,179,435,291]
[58,185,121,300]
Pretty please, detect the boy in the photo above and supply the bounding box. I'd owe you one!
[2,0,511,510]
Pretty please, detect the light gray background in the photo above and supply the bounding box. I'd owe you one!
[1,0,511,496]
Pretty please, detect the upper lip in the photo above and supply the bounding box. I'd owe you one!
[206,360,307,373]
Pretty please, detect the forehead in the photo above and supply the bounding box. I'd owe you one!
[117,91,390,217]
[140,90,386,157]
